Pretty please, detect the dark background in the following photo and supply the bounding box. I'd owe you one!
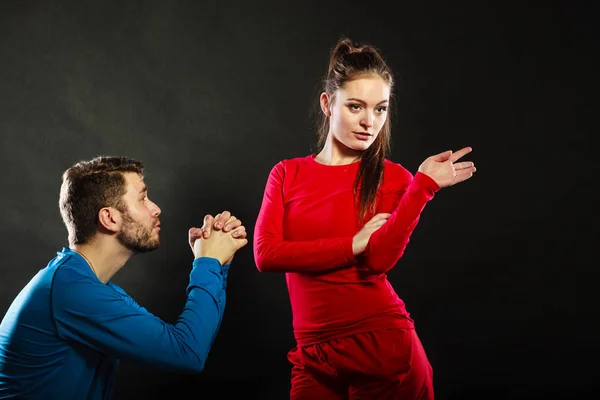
[0,1,596,399]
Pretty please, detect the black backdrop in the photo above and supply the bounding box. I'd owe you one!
[0,1,595,399]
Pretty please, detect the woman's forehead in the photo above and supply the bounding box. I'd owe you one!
[339,76,390,101]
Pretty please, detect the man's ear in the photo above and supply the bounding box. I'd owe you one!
[98,207,122,233]
[320,92,332,117]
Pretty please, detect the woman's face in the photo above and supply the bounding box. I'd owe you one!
[321,75,390,152]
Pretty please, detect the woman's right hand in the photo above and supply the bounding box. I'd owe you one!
[352,213,391,256]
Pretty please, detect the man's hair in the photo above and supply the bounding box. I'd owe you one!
[59,156,144,245]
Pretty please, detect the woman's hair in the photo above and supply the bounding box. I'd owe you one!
[315,37,395,222]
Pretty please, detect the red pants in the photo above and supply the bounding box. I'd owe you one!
[288,328,434,400]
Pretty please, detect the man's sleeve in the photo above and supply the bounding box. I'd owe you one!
[52,257,227,373]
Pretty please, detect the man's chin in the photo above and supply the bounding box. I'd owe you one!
[127,239,160,254]
[139,241,160,253]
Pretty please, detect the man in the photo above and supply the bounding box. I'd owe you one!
[0,156,246,399]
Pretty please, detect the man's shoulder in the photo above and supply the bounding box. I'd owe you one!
[51,251,92,284]
[107,282,128,297]
[18,251,74,292]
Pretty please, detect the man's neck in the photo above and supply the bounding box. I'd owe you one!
[70,240,132,284]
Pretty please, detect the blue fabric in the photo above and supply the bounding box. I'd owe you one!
[0,248,229,399]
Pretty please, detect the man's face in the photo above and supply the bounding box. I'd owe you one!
[116,172,162,253]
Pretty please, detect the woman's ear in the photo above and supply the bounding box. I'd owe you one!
[320,92,332,117]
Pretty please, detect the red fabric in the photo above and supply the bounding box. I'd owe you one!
[253,155,439,346]
[288,328,434,400]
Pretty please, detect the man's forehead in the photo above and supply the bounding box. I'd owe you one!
[124,172,146,191]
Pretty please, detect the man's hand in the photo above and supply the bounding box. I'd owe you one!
[188,211,245,253]
[208,212,247,265]
[352,213,391,256]
[189,211,248,265]
[418,146,476,188]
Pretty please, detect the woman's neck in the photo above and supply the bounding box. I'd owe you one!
[315,135,362,166]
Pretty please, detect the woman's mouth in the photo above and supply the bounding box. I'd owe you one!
[353,132,372,141]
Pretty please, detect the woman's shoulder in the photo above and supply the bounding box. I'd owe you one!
[384,159,414,181]
[263,156,314,183]
[271,155,315,170]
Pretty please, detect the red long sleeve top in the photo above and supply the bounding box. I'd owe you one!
[253,155,440,346]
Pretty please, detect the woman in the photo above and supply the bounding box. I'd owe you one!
[253,37,476,400]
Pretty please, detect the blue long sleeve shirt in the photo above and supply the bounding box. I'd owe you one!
[0,248,230,399]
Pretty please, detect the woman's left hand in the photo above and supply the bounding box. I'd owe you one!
[417,146,476,188]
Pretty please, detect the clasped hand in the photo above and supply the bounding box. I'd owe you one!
[188,211,248,265]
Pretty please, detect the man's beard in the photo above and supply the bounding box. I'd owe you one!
[117,212,160,253]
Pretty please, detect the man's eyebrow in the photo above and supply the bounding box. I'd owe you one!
[139,184,148,194]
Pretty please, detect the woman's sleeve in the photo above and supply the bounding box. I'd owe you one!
[253,162,357,273]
